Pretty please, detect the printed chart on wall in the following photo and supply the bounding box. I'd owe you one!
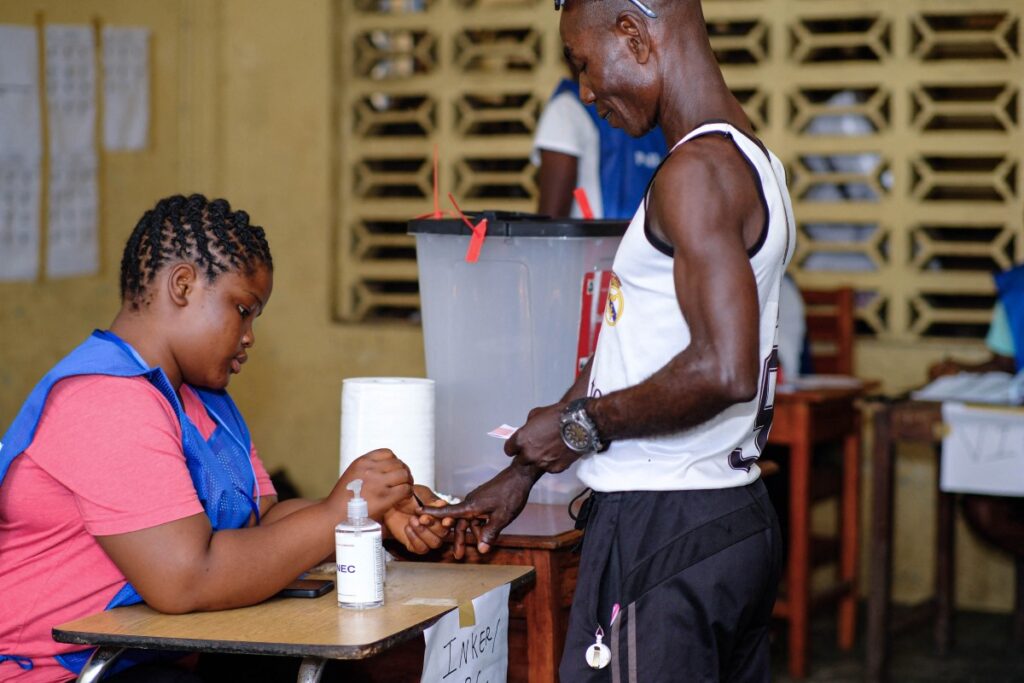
[45,24,99,278]
[102,26,149,151]
[0,25,43,282]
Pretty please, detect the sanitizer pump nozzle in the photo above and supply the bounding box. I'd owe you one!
[347,479,369,523]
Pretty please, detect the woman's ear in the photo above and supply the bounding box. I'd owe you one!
[618,12,652,64]
[166,263,198,307]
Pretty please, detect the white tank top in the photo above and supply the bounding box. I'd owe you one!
[578,121,797,492]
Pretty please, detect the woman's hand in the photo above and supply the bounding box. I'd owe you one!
[383,485,451,554]
[332,449,413,520]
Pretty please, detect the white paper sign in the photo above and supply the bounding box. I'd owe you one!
[421,583,510,683]
[941,401,1024,497]
[45,25,99,278]
[0,25,43,281]
[46,151,98,277]
[45,25,96,156]
[102,26,149,150]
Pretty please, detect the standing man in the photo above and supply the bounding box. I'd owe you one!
[427,0,794,680]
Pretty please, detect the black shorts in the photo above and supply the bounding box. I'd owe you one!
[560,479,782,683]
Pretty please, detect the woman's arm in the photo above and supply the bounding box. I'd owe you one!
[96,449,411,613]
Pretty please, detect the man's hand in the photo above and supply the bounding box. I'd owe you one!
[504,402,582,473]
[383,485,450,554]
[421,462,539,558]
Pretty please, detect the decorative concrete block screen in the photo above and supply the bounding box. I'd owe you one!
[335,0,1022,343]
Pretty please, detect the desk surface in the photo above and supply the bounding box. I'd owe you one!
[53,563,534,660]
[775,377,880,404]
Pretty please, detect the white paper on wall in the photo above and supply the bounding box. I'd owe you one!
[45,24,99,278]
[45,25,96,156]
[102,26,149,151]
[46,151,98,278]
[0,25,43,281]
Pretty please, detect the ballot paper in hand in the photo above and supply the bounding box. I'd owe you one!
[487,424,518,440]
[421,583,510,683]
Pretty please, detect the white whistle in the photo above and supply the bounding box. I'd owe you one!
[586,627,611,669]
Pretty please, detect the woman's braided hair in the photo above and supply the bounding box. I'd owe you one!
[120,194,273,309]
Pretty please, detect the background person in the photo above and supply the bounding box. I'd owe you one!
[533,70,667,219]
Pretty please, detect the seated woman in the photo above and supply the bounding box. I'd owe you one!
[0,194,446,682]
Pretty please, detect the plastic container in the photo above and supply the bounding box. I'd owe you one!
[410,212,627,503]
[336,479,384,609]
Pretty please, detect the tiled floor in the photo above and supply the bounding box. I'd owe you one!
[772,609,1024,683]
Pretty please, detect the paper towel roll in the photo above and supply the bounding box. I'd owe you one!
[340,377,435,491]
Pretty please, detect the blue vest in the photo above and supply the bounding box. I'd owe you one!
[551,78,668,219]
[0,330,260,676]
[995,264,1024,371]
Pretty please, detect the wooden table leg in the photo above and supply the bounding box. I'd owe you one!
[866,405,894,683]
[523,549,562,683]
[838,417,861,651]
[787,402,811,679]
[935,471,955,656]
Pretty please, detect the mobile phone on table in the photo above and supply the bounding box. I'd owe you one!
[278,578,334,598]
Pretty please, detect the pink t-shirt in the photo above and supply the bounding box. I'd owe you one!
[0,375,275,682]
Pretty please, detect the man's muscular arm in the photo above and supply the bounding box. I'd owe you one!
[586,136,764,441]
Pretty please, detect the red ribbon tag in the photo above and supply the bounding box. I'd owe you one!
[414,144,444,220]
[465,218,488,263]
[573,187,596,219]
[447,192,488,263]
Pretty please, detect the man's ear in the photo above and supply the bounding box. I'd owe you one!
[167,263,198,307]
[618,12,652,64]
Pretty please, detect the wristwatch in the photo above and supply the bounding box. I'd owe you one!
[559,398,605,454]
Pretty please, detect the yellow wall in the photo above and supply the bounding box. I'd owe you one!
[0,0,1013,613]
[0,0,221,438]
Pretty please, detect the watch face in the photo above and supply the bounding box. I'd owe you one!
[562,421,591,451]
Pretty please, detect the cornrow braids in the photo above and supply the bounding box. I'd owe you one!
[119,193,273,309]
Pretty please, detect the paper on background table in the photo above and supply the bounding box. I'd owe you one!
[421,583,510,683]
[0,25,43,282]
[45,25,98,278]
[779,374,864,392]
[102,26,149,151]
[940,401,1024,497]
[912,371,1021,405]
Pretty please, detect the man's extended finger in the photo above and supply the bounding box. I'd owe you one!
[420,501,482,519]
[452,518,470,560]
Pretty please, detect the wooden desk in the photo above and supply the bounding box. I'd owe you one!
[399,503,581,683]
[866,399,951,683]
[769,380,872,679]
[53,563,534,683]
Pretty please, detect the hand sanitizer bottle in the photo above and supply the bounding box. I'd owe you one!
[335,479,384,609]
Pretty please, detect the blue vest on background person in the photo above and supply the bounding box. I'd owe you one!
[551,78,668,219]
[0,330,260,677]
[995,263,1024,371]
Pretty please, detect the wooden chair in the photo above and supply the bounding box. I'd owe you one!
[766,285,861,679]
[802,287,855,375]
